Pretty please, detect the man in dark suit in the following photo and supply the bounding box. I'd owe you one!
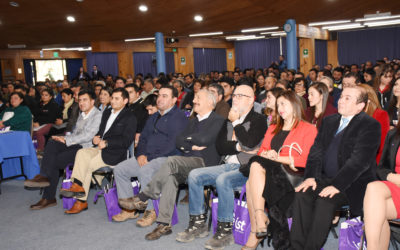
[76,67,91,81]
[91,65,104,80]
[119,89,225,241]
[290,86,381,250]
[60,88,137,214]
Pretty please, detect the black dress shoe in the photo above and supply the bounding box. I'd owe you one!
[30,198,57,210]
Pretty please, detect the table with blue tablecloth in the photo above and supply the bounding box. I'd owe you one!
[0,131,40,180]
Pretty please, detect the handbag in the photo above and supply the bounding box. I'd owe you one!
[339,217,366,250]
[233,185,252,246]
[278,143,305,187]
[62,164,76,210]
[152,198,179,226]
[93,181,140,222]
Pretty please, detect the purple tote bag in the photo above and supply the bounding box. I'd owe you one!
[339,217,366,250]
[62,164,76,210]
[232,185,251,246]
[93,181,140,222]
[152,198,179,226]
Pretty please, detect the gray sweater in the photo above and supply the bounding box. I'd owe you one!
[65,107,102,148]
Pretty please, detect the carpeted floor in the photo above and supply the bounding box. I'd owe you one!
[0,179,343,250]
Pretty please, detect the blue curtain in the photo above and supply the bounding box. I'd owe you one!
[235,38,299,70]
[133,52,175,76]
[23,59,36,85]
[315,39,327,68]
[65,59,83,82]
[86,52,119,77]
[338,27,400,65]
[193,48,227,74]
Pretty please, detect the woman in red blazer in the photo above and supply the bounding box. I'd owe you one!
[360,84,390,163]
[242,91,318,249]
[306,82,337,128]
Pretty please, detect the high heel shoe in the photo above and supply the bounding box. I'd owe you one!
[241,232,265,250]
[254,209,269,238]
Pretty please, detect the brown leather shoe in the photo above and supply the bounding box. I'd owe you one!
[60,183,85,198]
[24,175,50,188]
[65,200,88,214]
[112,209,139,222]
[136,209,157,227]
[119,196,148,210]
[145,223,172,241]
[30,198,57,210]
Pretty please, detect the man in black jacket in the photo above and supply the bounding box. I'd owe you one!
[91,65,104,81]
[119,89,225,240]
[176,85,267,249]
[60,88,137,214]
[290,86,381,250]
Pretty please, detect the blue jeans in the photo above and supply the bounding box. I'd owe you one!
[188,163,247,222]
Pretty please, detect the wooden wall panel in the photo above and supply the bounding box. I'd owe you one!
[299,38,315,74]
[117,51,134,78]
[327,40,339,67]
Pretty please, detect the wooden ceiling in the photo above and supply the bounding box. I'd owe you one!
[0,0,400,49]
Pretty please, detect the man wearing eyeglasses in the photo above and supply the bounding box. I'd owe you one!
[112,85,188,226]
[176,85,267,249]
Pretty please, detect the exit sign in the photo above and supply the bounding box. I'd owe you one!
[53,52,59,58]
[172,48,177,53]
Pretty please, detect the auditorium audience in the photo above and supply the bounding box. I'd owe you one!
[181,79,204,110]
[264,87,284,126]
[113,85,188,225]
[257,76,277,103]
[24,90,101,209]
[98,87,112,112]
[293,77,308,109]
[0,92,32,132]
[176,85,266,249]
[220,77,235,107]
[374,65,394,109]
[119,89,224,241]
[172,79,187,109]
[359,84,390,163]
[140,79,156,100]
[243,90,317,249]
[290,86,381,250]
[306,82,337,128]
[320,76,341,108]
[59,88,137,214]
[33,88,62,152]
[208,83,230,119]
[364,124,400,250]
[142,94,158,115]
[387,77,400,127]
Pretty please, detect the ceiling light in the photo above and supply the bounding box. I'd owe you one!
[260,30,284,35]
[365,19,400,27]
[322,23,364,31]
[189,31,223,37]
[76,0,84,2]
[9,1,19,7]
[226,35,256,40]
[66,16,76,22]
[8,44,26,49]
[356,15,400,22]
[241,26,279,33]
[139,5,148,12]
[42,47,92,51]
[309,20,351,26]
[124,37,155,42]
[271,32,287,36]
[236,36,266,40]
[194,15,203,22]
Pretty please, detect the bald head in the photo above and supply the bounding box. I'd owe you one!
[232,85,254,115]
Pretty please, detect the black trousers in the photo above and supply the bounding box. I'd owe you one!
[290,180,349,250]
[40,139,82,200]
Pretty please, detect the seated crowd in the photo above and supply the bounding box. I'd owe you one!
[2,57,400,250]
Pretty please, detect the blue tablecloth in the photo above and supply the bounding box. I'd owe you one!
[0,131,40,179]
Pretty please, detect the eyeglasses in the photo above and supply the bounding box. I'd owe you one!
[232,94,252,99]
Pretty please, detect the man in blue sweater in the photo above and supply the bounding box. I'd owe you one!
[113,85,188,226]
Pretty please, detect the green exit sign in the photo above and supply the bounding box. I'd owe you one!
[172,48,177,53]
[53,52,59,58]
